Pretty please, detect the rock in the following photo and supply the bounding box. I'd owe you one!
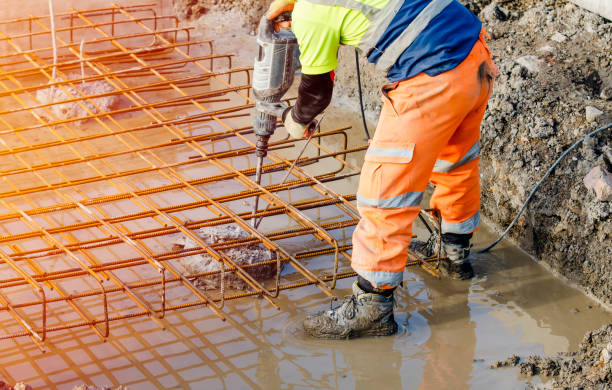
[482,2,508,24]
[490,354,520,368]
[537,45,556,56]
[585,106,604,122]
[584,165,612,201]
[551,32,567,43]
[602,348,611,364]
[600,86,612,101]
[515,55,540,76]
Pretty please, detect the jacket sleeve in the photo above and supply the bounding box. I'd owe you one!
[291,72,334,124]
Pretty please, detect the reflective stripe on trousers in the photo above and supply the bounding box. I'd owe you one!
[351,38,497,288]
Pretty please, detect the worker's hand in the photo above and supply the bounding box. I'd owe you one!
[283,108,317,139]
[267,0,295,31]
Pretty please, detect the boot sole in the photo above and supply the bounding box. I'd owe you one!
[305,321,398,340]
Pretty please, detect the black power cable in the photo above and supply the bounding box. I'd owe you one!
[355,48,370,139]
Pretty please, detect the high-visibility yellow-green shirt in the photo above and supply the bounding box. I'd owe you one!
[291,0,482,81]
[291,1,384,75]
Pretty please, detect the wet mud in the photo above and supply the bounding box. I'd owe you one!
[517,324,612,389]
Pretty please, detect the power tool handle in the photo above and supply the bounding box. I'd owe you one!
[274,11,292,23]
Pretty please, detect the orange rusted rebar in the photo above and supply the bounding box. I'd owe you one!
[0,4,442,347]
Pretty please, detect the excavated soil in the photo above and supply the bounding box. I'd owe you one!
[470,0,612,306]
[493,323,612,389]
[172,0,265,31]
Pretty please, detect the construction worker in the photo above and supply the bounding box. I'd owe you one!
[268,0,498,338]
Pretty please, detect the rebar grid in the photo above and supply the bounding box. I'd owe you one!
[0,3,439,351]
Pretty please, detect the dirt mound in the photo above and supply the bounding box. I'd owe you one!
[173,225,279,291]
[173,0,266,31]
[474,1,612,304]
[508,324,612,389]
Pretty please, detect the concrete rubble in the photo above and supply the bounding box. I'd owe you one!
[0,383,31,390]
[35,78,120,124]
[172,225,279,291]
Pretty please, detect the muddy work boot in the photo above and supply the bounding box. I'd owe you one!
[303,281,397,339]
[410,233,474,280]
[438,241,474,280]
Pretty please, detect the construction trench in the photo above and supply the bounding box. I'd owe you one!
[0,1,610,389]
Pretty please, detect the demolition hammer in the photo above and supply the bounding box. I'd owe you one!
[251,13,301,225]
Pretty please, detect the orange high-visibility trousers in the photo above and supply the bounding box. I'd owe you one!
[352,36,498,288]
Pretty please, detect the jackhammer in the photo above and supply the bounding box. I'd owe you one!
[251,14,300,225]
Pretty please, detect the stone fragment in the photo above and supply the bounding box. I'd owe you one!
[515,55,540,75]
[600,86,612,101]
[602,348,611,364]
[482,2,508,23]
[585,106,603,122]
[584,166,612,201]
[537,45,555,56]
[551,32,567,43]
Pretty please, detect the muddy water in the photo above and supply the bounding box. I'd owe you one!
[0,221,610,390]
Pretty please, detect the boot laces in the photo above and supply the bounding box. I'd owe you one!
[329,294,357,320]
